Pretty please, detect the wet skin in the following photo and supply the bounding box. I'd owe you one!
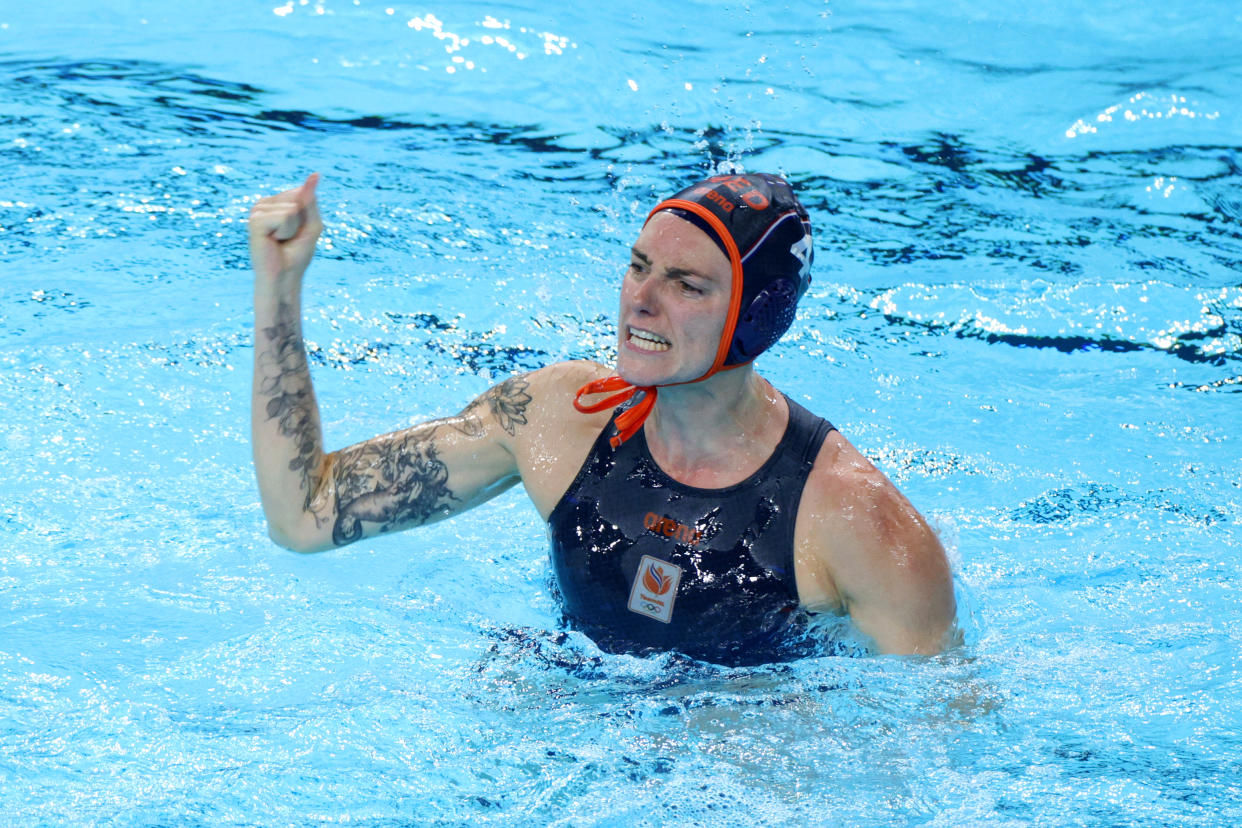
[616,211,733,389]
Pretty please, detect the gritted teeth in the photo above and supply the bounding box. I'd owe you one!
[628,326,670,351]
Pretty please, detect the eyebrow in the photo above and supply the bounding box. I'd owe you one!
[630,246,714,282]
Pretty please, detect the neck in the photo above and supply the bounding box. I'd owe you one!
[642,365,786,478]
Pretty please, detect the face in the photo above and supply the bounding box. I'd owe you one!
[616,211,734,387]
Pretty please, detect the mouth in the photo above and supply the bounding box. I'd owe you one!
[626,326,671,352]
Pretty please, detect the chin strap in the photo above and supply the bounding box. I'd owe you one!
[573,376,657,448]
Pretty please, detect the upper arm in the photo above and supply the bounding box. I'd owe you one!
[837,491,957,655]
[797,439,957,655]
[279,374,535,552]
[278,361,612,553]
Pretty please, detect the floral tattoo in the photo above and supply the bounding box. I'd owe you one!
[260,317,532,545]
[258,300,331,523]
[458,376,533,437]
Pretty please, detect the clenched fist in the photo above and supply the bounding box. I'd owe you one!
[249,173,323,284]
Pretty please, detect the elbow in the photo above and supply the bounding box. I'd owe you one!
[265,520,331,555]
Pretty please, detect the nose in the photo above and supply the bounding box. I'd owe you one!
[625,270,659,316]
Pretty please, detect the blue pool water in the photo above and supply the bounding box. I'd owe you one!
[3,1,1240,824]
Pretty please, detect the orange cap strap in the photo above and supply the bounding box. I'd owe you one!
[573,376,657,448]
[609,388,656,448]
[573,375,639,413]
[646,197,744,378]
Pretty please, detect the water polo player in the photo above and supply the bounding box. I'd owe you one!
[249,172,957,664]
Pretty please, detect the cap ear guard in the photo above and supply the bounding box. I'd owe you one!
[724,211,813,366]
[728,277,799,364]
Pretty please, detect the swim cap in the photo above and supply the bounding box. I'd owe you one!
[650,173,813,369]
[574,172,814,447]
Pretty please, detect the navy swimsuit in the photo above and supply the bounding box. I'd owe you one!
[547,396,835,666]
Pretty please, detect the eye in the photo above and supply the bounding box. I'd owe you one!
[678,279,703,294]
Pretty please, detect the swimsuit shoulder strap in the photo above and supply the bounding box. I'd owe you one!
[780,394,837,467]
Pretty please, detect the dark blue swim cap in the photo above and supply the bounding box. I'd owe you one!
[649,173,813,369]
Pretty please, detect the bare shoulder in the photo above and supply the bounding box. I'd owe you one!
[795,429,957,655]
[487,360,615,519]
[456,360,608,436]
[523,359,615,403]
[500,360,613,437]
[803,431,935,553]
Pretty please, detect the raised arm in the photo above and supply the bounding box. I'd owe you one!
[248,175,525,552]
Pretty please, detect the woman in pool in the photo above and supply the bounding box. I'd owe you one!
[249,172,956,664]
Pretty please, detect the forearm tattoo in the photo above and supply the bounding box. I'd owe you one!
[259,299,330,522]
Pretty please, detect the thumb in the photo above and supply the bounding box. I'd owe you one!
[270,173,321,242]
[297,172,321,207]
[298,172,322,230]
